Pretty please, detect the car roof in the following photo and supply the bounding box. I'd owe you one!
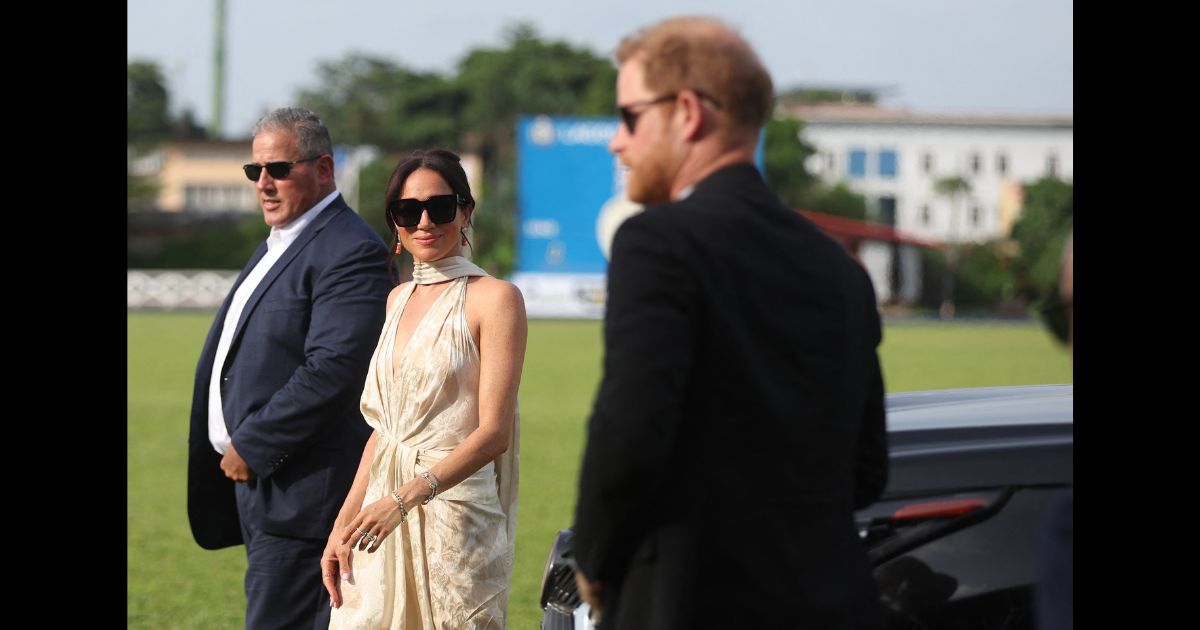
[881,385,1073,494]
[886,384,1072,433]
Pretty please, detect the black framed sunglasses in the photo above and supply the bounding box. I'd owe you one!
[242,155,323,182]
[618,91,725,133]
[618,94,678,134]
[387,194,461,228]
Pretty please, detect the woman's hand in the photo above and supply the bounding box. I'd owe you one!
[321,530,349,608]
[339,493,409,554]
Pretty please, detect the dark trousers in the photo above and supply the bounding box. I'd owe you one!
[1036,488,1073,630]
[237,483,330,630]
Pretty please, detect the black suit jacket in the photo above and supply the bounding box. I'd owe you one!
[573,164,888,629]
[187,196,392,548]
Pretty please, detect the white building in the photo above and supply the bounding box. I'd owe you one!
[128,140,479,215]
[780,102,1072,305]
[789,103,1073,244]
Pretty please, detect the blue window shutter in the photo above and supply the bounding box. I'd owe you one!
[879,150,897,178]
[848,149,867,178]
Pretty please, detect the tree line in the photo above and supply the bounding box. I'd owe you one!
[129,22,1068,313]
[128,23,862,276]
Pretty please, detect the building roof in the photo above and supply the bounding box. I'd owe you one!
[779,102,1072,128]
[797,209,942,249]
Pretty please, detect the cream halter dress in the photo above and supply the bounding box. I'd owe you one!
[330,256,519,630]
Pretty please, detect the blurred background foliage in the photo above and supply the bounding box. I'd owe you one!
[128,22,1070,314]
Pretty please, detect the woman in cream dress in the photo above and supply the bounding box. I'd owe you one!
[322,149,526,629]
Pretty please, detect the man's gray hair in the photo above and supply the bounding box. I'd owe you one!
[252,107,333,158]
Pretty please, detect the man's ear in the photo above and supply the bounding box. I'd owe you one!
[317,154,335,183]
[676,90,709,141]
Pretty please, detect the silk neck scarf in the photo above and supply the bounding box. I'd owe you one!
[411,255,488,285]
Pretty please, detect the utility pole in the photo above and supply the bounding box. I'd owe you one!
[209,0,226,139]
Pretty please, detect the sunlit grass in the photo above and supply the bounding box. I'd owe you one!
[128,312,1069,628]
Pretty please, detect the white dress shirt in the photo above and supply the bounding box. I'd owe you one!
[207,190,341,454]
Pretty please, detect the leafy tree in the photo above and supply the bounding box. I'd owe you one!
[127,169,159,207]
[763,117,817,207]
[457,22,615,157]
[932,176,972,317]
[128,214,268,269]
[297,54,465,149]
[128,60,209,142]
[917,240,1022,313]
[356,156,401,244]
[1010,176,1072,303]
[454,23,615,275]
[763,115,868,220]
[295,24,616,276]
[128,61,172,208]
[799,182,868,221]
[171,107,209,140]
[128,61,210,209]
[934,176,972,225]
[955,242,1017,309]
[777,86,878,105]
[128,61,171,145]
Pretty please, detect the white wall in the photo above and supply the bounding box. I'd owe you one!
[859,241,894,302]
[801,120,1073,244]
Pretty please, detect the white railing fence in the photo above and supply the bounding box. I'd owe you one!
[127,269,239,310]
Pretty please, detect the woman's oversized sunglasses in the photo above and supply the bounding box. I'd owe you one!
[387,194,462,228]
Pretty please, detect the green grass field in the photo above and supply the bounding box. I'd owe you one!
[128,312,1070,628]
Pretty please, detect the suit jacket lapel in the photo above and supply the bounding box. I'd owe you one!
[229,196,349,348]
[196,240,268,376]
[190,239,269,441]
[213,242,268,336]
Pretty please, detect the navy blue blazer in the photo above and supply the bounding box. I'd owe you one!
[187,196,392,549]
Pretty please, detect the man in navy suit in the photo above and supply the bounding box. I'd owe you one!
[187,107,391,629]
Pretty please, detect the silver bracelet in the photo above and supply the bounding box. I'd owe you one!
[390,489,407,522]
[420,470,439,504]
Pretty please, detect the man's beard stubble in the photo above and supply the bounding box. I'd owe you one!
[625,157,675,206]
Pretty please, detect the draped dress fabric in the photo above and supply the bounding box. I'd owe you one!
[330,257,519,629]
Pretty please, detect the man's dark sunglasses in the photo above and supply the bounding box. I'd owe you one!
[618,91,724,133]
[242,155,323,182]
[618,94,678,133]
[387,194,461,228]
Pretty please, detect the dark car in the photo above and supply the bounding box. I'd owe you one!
[540,384,1073,629]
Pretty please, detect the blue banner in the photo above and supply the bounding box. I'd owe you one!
[514,115,762,317]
